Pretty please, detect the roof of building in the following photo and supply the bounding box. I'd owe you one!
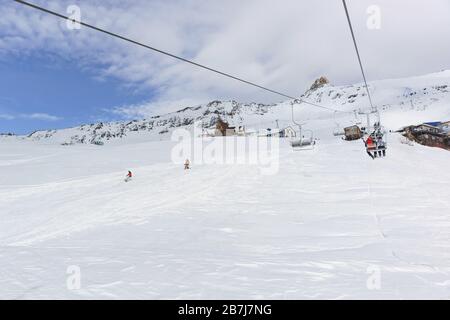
[423,121,442,127]
[414,123,442,130]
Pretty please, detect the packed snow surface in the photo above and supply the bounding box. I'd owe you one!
[1,133,449,299]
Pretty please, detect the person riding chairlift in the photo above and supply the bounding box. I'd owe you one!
[376,135,386,157]
[365,135,376,159]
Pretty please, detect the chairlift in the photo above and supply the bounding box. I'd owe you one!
[354,109,362,126]
[291,129,315,150]
[333,111,345,136]
[342,0,387,159]
[290,100,316,151]
[363,116,388,159]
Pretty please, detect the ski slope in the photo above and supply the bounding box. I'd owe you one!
[1,131,450,299]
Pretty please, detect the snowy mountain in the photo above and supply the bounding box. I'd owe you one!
[16,70,450,145]
[25,100,277,145]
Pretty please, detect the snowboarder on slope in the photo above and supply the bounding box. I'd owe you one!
[124,170,133,182]
[184,159,190,170]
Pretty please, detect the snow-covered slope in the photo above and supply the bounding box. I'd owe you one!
[17,70,450,145]
[1,134,450,299]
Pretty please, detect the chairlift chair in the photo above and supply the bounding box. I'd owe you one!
[290,100,316,151]
[290,128,315,150]
[333,110,345,136]
[364,127,387,159]
[354,109,362,126]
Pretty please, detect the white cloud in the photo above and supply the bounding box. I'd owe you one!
[0,114,15,120]
[0,113,62,121]
[2,0,450,117]
[22,113,62,121]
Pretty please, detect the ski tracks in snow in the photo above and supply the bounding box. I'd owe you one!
[1,162,245,246]
[364,138,450,282]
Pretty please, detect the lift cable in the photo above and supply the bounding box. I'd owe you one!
[342,0,375,110]
[14,0,350,114]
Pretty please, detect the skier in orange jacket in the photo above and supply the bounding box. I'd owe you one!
[124,170,133,182]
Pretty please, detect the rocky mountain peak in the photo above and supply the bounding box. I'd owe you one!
[309,76,330,91]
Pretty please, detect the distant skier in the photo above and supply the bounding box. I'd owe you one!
[124,170,133,182]
[184,159,190,170]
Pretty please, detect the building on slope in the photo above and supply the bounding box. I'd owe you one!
[214,118,235,136]
[400,121,450,150]
[344,125,363,141]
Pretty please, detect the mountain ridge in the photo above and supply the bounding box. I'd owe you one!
[5,70,450,145]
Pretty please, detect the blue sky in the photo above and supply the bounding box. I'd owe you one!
[0,55,151,134]
[1,0,450,134]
